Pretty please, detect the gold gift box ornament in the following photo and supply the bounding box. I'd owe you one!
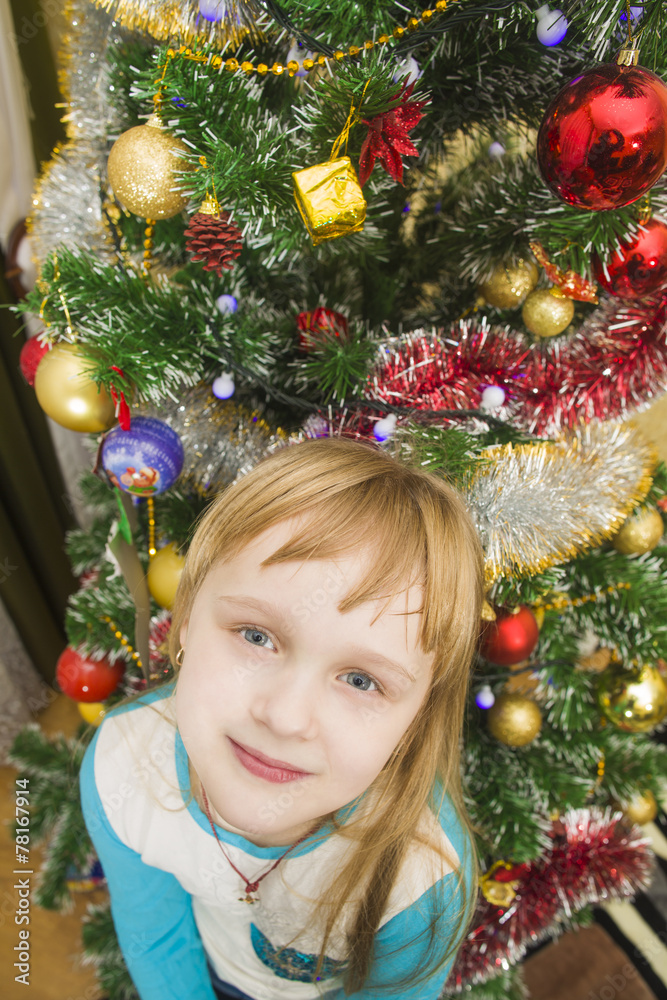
[293,155,366,245]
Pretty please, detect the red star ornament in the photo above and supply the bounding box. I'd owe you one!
[358,84,427,187]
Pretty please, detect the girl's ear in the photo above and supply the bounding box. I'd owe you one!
[179,620,189,648]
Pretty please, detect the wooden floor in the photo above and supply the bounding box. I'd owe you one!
[3,399,667,1000]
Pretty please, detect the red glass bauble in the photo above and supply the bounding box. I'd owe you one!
[537,63,667,210]
[593,218,667,298]
[480,606,540,666]
[19,336,50,386]
[56,647,125,702]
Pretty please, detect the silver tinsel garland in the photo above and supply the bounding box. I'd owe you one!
[29,0,124,267]
[140,383,286,494]
[466,421,656,584]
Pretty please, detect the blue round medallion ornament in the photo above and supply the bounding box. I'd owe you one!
[101,416,184,496]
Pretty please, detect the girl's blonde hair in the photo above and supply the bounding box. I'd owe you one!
[169,436,484,993]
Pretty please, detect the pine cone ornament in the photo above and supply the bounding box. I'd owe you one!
[184,198,243,276]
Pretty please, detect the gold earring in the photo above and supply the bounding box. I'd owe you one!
[176,646,185,667]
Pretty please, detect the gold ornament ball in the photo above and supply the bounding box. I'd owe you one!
[478,259,539,309]
[77,701,107,727]
[522,288,575,338]
[107,116,192,220]
[487,692,543,747]
[34,342,116,433]
[598,661,667,733]
[613,507,664,555]
[622,790,658,825]
[147,543,186,610]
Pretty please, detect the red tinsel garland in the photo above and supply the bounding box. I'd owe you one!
[446,808,653,992]
[367,291,667,436]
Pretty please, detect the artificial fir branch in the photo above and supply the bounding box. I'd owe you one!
[65,563,148,659]
[82,903,138,1000]
[442,963,529,1000]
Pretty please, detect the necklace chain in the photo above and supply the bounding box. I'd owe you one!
[199,784,312,904]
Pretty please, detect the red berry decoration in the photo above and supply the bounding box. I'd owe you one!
[537,63,667,211]
[19,336,50,386]
[481,606,540,666]
[184,197,243,276]
[56,647,125,702]
[593,218,667,298]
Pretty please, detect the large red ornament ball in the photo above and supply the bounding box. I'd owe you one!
[537,63,667,210]
[481,606,540,666]
[56,647,125,702]
[593,218,667,298]
[19,336,50,386]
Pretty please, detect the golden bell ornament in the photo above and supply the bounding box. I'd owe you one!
[487,691,542,747]
[622,790,658,825]
[147,542,186,610]
[34,342,116,433]
[612,507,664,555]
[77,701,107,727]
[107,115,192,220]
[478,258,539,309]
[292,156,366,245]
[522,287,575,338]
[598,661,667,733]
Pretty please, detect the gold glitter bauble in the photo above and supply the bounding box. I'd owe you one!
[107,116,192,220]
[612,507,664,555]
[522,288,575,338]
[34,343,116,433]
[487,692,542,747]
[622,790,658,825]
[147,543,185,610]
[598,661,667,732]
[478,259,539,309]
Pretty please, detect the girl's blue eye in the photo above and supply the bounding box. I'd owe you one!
[241,628,275,649]
[342,672,378,693]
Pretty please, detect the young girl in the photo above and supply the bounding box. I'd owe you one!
[80,436,484,1000]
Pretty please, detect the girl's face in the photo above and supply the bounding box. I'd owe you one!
[175,520,433,847]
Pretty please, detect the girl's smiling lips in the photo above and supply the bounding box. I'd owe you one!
[228,738,313,783]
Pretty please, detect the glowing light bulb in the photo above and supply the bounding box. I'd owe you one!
[212,373,235,399]
[536,4,568,46]
[373,414,397,442]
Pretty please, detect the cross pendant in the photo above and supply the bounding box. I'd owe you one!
[239,893,257,904]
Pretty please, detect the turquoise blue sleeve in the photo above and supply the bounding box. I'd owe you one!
[80,725,219,1000]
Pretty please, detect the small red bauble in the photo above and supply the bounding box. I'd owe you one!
[296,306,349,350]
[480,606,540,666]
[593,218,667,298]
[56,647,125,702]
[537,63,667,211]
[19,336,50,386]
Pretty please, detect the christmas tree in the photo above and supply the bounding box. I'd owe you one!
[10,1,667,998]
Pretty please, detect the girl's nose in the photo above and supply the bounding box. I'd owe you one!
[250,665,320,741]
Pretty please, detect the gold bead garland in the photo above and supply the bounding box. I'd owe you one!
[159,3,456,80]
[103,615,144,671]
[533,582,632,614]
[147,496,157,559]
[143,219,155,274]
